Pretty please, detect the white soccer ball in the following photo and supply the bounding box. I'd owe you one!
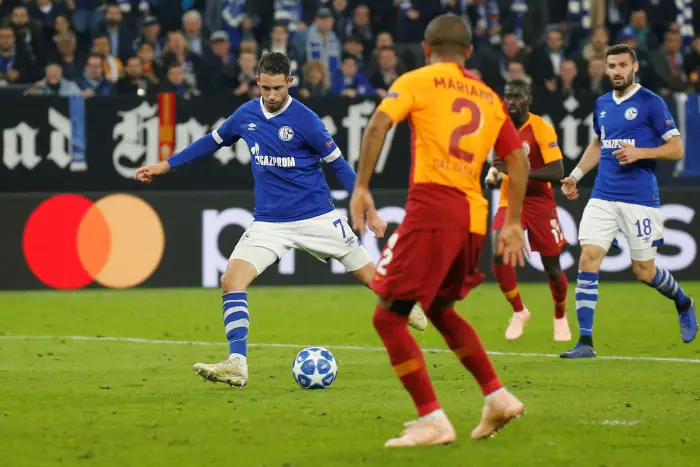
[292,347,338,389]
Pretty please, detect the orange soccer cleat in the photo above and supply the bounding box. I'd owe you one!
[471,389,525,440]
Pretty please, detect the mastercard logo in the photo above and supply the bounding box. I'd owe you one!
[23,194,165,290]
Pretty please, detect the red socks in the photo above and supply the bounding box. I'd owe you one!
[549,274,568,319]
[493,262,525,312]
[372,306,441,417]
[428,307,503,396]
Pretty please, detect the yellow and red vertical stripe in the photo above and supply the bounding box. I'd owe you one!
[158,92,175,162]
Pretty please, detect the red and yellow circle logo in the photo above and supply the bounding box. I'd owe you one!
[23,194,165,290]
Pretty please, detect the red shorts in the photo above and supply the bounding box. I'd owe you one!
[492,200,566,257]
[370,225,486,311]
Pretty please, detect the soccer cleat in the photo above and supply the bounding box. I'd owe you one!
[677,299,697,344]
[553,316,572,342]
[505,308,531,340]
[384,415,456,447]
[560,343,596,359]
[193,355,248,387]
[471,389,525,440]
[408,305,428,331]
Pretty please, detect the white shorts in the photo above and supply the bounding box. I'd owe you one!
[579,198,663,261]
[230,210,372,275]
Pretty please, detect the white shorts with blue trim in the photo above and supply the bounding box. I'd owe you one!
[230,209,372,275]
[578,198,663,261]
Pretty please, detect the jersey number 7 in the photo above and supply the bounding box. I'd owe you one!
[449,98,482,163]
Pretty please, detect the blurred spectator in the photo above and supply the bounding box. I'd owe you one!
[161,31,206,90]
[11,5,49,66]
[273,0,305,37]
[54,14,72,36]
[620,10,658,53]
[182,10,207,55]
[91,34,122,83]
[28,0,71,46]
[345,4,372,50]
[496,32,527,84]
[507,60,530,84]
[239,38,258,55]
[651,30,692,93]
[52,31,82,82]
[343,35,366,71]
[25,62,81,96]
[686,36,700,92]
[552,59,581,100]
[330,0,351,41]
[500,0,548,47]
[581,26,609,63]
[0,23,39,85]
[97,3,134,63]
[261,22,301,89]
[206,30,238,91]
[134,16,164,59]
[585,57,611,97]
[160,62,201,98]
[77,53,114,97]
[618,29,655,90]
[116,55,157,95]
[369,46,399,98]
[396,0,440,44]
[218,0,253,52]
[297,59,330,98]
[72,0,96,44]
[528,28,565,88]
[136,41,161,83]
[306,7,341,74]
[232,49,258,97]
[330,53,373,97]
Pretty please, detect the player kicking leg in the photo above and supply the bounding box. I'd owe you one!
[192,212,427,387]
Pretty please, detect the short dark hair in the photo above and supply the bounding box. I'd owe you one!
[505,78,531,95]
[87,53,103,62]
[424,14,472,56]
[606,44,637,63]
[256,52,291,78]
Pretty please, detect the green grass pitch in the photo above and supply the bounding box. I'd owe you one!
[2,283,700,466]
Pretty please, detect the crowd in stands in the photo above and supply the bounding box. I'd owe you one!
[0,0,698,101]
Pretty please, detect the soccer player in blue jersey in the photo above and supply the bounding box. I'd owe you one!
[134,52,428,386]
[559,44,697,359]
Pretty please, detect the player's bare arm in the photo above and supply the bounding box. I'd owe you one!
[613,135,684,165]
[494,158,564,182]
[133,160,172,183]
[561,138,601,200]
[498,147,529,267]
[350,110,393,236]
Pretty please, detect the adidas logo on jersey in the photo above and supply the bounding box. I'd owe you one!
[601,138,636,149]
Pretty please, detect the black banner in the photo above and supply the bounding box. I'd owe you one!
[2,94,693,192]
[1,189,698,290]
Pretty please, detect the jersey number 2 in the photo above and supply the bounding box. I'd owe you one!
[376,233,399,276]
[449,98,482,163]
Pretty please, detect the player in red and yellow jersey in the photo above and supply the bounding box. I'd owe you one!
[485,79,571,342]
[349,14,529,447]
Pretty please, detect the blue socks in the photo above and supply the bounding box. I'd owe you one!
[576,271,599,346]
[647,267,692,310]
[223,291,249,358]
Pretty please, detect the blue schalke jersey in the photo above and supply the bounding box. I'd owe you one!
[591,84,680,207]
[213,97,342,222]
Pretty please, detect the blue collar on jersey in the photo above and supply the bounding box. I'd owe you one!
[260,96,294,119]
